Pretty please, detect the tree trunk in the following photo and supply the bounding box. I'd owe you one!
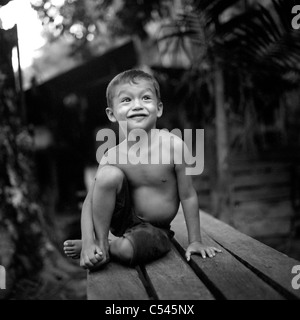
[0,26,78,300]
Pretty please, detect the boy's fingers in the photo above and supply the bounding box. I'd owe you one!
[185,250,191,261]
[95,247,103,256]
[95,253,103,261]
[83,255,94,268]
[89,256,100,265]
[186,248,198,261]
[84,260,93,268]
[207,249,214,258]
[212,247,222,253]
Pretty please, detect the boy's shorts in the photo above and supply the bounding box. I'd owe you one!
[110,177,174,266]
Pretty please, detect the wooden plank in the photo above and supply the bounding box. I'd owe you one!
[192,174,210,181]
[231,162,290,174]
[172,231,285,300]
[144,245,215,300]
[232,202,292,238]
[193,179,211,189]
[198,198,211,208]
[87,262,149,300]
[200,211,300,300]
[231,174,290,189]
[195,186,211,193]
[232,187,291,203]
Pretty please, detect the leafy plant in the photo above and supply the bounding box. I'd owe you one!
[31,0,173,58]
[158,0,300,151]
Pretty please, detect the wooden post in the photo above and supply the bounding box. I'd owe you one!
[214,64,230,222]
[15,24,27,124]
[215,67,228,179]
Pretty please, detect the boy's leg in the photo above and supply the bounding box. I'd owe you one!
[91,165,136,267]
[109,237,134,265]
[64,165,136,267]
[91,165,124,266]
[122,223,172,266]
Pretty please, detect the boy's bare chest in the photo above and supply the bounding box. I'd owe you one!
[116,162,175,188]
[112,136,176,186]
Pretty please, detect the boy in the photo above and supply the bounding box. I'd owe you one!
[64,69,221,269]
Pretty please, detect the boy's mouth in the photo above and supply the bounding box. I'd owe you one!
[128,114,148,119]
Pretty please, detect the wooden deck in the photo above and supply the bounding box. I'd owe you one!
[87,209,300,300]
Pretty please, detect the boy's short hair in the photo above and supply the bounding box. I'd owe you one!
[106,69,161,109]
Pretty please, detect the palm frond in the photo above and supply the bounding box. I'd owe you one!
[222,0,300,78]
[159,0,300,82]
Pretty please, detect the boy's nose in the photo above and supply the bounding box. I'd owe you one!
[132,100,143,110]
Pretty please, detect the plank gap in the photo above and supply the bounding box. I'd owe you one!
[171,238,226,300]
[136,265,159,301]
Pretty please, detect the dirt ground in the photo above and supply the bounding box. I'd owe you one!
[8,209,86,300]
[10,267,87,300]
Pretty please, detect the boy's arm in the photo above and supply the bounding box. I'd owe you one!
[174,139,221,260]
[81,183,95,244]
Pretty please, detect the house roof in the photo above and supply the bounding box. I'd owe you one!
[26,41,138,98]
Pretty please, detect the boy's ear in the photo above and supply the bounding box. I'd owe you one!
[106,107,117,123]
[157,102,163,118]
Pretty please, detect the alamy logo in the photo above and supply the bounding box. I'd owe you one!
[0,265,6,290]
[292,5,300,30]
[96,123,204,175]
[292,265,300,290]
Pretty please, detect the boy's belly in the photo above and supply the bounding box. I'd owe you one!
[132,188,180,226]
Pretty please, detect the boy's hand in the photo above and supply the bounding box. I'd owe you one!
[80,241,107,270]
[185,241,222,261]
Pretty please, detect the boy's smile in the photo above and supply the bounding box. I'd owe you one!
[106,80,163,132]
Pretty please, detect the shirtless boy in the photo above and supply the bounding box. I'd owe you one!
[64,69,221,269]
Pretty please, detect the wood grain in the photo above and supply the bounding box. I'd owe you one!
[200,211,300,300]
[172,230,285,300]
[144,245,215,300]
[87,262,149,300]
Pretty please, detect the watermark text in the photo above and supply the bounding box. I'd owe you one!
[0,265,6,290]
[96,123,204,175]
[292,265,300,290]
[292,5,300,30]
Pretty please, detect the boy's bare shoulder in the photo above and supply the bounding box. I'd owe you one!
[100,145,117,165]
[100,141,126,165]
[159,129,184,142]
[159,129,186,149]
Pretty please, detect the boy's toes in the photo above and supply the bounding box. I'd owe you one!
[64,248,75,254]
[64,250,75,257]
[95,252,103,261]
[64,244,77,256]
[64,240,75,248]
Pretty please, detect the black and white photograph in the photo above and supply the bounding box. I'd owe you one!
[0,0,300,302]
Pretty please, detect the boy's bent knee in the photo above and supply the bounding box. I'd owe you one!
[95,166,124,191]
[110,238,134,265]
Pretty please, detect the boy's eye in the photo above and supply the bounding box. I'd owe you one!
[143,96,151,100]
[121,98,131,103]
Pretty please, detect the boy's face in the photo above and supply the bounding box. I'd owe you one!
[106,79,163,133]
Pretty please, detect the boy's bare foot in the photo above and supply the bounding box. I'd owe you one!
[64,239,112,270]
[63,240,82,259]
